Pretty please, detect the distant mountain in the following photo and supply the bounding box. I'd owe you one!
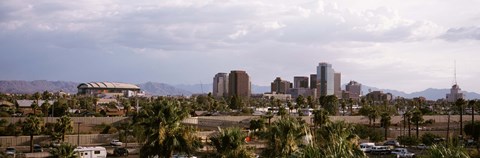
[174,84,213,94]
[173,83,271,94]
[0,80,79,94]
[358,85,480,100]
[138,82,192,96]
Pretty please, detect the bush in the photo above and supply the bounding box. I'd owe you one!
[397,135,419,146]
[353,125,384,142]
[421,133,441,146]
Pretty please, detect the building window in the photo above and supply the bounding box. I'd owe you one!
[95,151,100,154]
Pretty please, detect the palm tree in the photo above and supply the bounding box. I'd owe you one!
[249,118,265,138]
[380,112,391,140]
[210,127,255,158]
[135,99,201,158]
[405,110,412,137]
[348,98,354,116]
[115,120,134,148]
[123,99,131,116]
[468,100,476,126]
[22,115,43,152]
[340,100,347,116]
[49,143,77,158]
[456,98,466,138]
[313,109,329,128]
[411,109,424,139]
[41,100,51,116]
[296,95,306,109]
[262,116,306,157]
[31,101,39,115]
[55,115,74,142]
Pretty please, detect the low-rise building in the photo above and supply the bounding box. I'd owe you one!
[77,82,144,98]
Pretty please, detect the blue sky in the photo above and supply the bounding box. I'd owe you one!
[1,0,480,93]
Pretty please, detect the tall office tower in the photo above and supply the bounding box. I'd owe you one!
[316,62,335,97]
[310,74,317,89]
[334,73,342,98]
[228,70,251,98]
[213,73,229,97]
[346,80,362,100]
[294,76,309,89]
[271,77,293,94]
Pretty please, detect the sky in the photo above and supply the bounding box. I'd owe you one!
[1,0,480,93]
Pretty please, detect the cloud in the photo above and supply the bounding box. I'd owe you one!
[441,26,480,41]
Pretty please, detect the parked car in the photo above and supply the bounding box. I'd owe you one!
[391,148,415,158]
[384,140,400,147]
[110,139,123,146]
[33,144,43,152]
[5,147,15,155]
[416,144,429,149]
[172,154,197,158]
[113,147,129,156]
[359,143,375,153]
[370,146,391,155]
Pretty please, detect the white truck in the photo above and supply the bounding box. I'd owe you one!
[391,148,415,158]
[359,143,375,153]
[74,146,107,158]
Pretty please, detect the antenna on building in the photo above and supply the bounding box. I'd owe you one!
[453,60,457,85]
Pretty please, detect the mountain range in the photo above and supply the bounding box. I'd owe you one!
[0,80,478,100]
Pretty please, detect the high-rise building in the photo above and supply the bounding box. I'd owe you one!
[213,73,229,97]
[316,62,335,97]
[310,74,317,89]
[334,73,342,98]
[271,77,292,94]
[294,76,309,89]
[228,70,251,98]
[345,80,362,100]
[446,84,464,102]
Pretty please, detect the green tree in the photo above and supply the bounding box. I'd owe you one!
[468,100,476,126]
[319,95,338,115]
[22,115,44,152]
[41,100,51,116]
[249,118,265,138]
[411,109,424,139]
[313,109,330,128]
[421,133,441,146]
[49,143,78,158]
[262,116,306,157]
[296,95,306,109]
[55,116,74,142]
[135,99,201,158]
[31,100,39,115]
[380,112,391,140]
[210,127,255,158]
[464,121,480,142]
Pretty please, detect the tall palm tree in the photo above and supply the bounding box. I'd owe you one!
[456,98,466,138]
[340,100,347,116]
[41,100,51,116]
[210,127,255,158]
[135,99,201,158]
[405,110,412,137]
[380,112,391,140]
[262,116,306,157]
[55,115,73,142]
[348,98,354,116]
[411,109,424,139]
[22,115,43,152]
[49,143,77,158]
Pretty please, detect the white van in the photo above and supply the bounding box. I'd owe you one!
[74,146,107,158]
[359,143,375,153]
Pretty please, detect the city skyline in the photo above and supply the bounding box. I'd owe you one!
[1,0,480,93]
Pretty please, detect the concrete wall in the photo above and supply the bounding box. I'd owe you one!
[0,134,119,147]
[0,117,128,125]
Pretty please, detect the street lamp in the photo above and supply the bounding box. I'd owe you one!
[76,122,82,146]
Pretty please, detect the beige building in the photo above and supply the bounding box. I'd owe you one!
[213,73,229,97]
[334,72,342,98]
[345,80,362,100]
[446,84,464,102]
